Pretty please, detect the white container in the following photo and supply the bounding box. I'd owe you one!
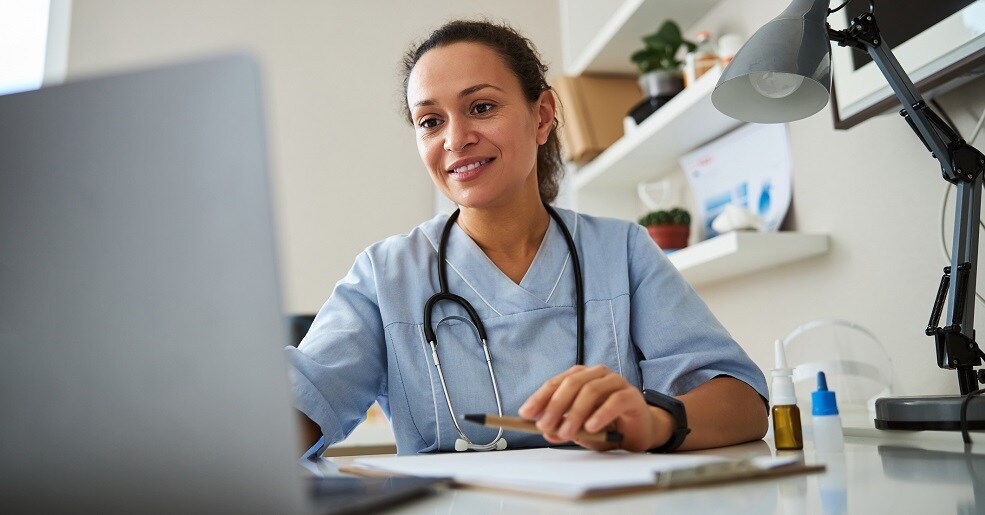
[812,413,844,452]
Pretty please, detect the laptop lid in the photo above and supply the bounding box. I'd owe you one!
[0,55,310,514]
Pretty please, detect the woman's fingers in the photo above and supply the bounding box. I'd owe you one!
[520,364,665,452]
[584,388,641,432]
[518,365,588,420]
[528,365,610,434]
[551,373,627,440]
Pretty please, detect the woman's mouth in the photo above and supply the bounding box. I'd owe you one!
[448,158,493,180]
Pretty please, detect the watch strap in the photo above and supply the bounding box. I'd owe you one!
[642,389,690,453]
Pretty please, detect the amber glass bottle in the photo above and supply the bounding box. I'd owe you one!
[773,404,804,450]
[771,340,803,450]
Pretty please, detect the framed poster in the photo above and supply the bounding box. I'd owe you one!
[829,0,985,129]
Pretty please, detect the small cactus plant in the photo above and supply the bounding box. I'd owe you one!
[638,208,690,227]
[638,208,691,250]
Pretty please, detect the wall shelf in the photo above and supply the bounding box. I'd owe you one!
[564,0,721,75]
[669,232,830,287]
[571,68,741,196]
[561,1,830,286]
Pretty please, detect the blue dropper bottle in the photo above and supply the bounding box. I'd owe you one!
[811,371,844,452]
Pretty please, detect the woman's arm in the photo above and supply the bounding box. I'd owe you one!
[296,410,323,456]
[518,365,766,451]
[287,250,388,454]
[673,375,767,450]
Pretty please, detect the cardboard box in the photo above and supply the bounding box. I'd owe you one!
[553,74,643,163]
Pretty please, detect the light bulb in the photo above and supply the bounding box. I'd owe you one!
[749,72,805,99]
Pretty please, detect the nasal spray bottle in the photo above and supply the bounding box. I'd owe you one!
[771,340,803,450]
[812,371,845,452]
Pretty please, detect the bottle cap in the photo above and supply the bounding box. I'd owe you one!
[812,371,840,416]
[771,340,797,405]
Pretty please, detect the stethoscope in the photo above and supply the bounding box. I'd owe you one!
[424,204,584,451]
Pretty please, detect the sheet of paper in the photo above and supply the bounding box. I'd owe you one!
[353,447,727,497]
[680,123,792,240]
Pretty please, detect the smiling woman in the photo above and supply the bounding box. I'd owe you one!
[405,42,552,214]
[288,20,769,456]
[400,21,564,212]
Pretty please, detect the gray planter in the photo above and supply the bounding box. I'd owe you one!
[638,70,684,98]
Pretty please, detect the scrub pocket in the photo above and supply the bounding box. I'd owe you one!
[386,316,502,452]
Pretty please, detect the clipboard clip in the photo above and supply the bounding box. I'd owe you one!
[654,456,807,488]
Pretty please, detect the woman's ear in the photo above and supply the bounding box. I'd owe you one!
[535,90,557,146]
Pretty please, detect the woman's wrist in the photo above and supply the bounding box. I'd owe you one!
[647,405,675,450]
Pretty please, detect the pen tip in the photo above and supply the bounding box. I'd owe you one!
[463,413,486,424]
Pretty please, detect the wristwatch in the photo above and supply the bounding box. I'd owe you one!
[642,389,690,452]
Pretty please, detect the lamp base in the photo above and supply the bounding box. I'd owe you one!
[874,395,985,430]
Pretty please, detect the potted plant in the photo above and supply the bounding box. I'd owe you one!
[638,208,691,250]
[628,20,696,124]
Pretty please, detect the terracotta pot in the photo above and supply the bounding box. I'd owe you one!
[646,224,690,250]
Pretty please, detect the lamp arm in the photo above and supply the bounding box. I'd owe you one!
[828,15,957,173]
[830,11,985,393]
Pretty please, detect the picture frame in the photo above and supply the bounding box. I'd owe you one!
[829,1,985,130]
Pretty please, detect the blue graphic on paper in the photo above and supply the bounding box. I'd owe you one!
[680,124,791,241]
[703,183,749,238]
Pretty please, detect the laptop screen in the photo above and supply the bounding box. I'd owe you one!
[0,55,311,513]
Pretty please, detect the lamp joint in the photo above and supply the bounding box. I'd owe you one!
[847,14,880,47]
[950,145,985,184]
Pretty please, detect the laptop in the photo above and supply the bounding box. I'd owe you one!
[0,55,443,514]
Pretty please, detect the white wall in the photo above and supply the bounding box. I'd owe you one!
[685,0,985,397]
[65,0,561,314]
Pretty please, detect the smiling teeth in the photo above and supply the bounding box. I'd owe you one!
[451,159,490,174]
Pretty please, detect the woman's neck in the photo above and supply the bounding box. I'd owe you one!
[456,196,550,284]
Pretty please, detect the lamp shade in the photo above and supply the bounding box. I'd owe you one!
[712,0,832,123]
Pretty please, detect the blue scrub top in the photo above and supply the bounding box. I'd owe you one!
[287,208,768,454]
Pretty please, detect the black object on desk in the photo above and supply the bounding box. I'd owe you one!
[308,476,448,515]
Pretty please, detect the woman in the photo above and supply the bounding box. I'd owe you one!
[289,20,768,455]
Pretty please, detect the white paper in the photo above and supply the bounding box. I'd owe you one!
[680,123,792,240]
[353,448,728,497]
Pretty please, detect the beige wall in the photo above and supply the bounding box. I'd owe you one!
[66,0,561,314]
[687,0,985,397]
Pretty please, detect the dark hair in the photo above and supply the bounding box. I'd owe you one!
[401,20,563,204]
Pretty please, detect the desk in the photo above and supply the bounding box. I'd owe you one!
[330,432,984,514]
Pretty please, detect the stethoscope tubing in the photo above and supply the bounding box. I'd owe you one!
[425,204,584,450]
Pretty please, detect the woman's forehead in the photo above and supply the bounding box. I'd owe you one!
[407,42,519,105]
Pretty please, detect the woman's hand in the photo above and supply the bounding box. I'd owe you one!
[517,365,672,452]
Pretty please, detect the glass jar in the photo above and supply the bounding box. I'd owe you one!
[684,31,720,87]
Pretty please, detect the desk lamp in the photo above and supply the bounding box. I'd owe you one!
[712,0,985,433]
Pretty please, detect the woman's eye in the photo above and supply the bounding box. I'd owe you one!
[418,118,441,129]
[472,103,495,115]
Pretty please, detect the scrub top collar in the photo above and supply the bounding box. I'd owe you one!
[437,209,579,315]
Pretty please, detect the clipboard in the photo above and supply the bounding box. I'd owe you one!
[339,447,824,500]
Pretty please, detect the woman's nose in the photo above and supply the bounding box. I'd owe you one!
[443,117,478,152]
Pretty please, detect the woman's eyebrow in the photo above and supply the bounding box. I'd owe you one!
[459,83,503,97]
[412,83,505,108]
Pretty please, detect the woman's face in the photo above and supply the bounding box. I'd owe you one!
[406,42,555,210]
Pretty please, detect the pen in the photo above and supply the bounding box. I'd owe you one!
[463,413,624,444]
